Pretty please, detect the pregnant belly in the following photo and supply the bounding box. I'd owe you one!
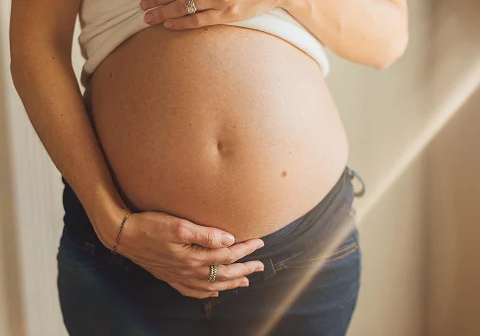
[86,24,349,242]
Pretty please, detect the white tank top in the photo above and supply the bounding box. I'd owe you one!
[78,0,330,86]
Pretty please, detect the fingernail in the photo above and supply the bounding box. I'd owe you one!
[256,265,264,272]
[240,279,249,287]
[164,21,173,29]
[256,240,265,249]
[210,292,219,297]
[144,12,155,25]
[221,234,235,246]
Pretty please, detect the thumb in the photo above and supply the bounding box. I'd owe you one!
[173,220,235,248]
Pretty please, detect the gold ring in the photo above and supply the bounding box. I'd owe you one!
[208,264,217,282]
[185,0,197,15]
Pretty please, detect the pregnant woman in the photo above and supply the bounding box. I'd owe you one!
[10,0,408,335]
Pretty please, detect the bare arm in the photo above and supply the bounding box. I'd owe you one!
[280,0,409,69]
[10,0,127,246]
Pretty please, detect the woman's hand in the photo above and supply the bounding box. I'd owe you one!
[105,210,265,299]
[140,0,283,30]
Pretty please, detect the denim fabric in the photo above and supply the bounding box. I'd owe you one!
[57,167,362,336]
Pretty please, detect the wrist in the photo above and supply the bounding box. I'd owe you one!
[89,187,130,249]
[96,204,132,251]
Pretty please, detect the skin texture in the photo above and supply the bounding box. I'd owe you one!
[87,24,349,243]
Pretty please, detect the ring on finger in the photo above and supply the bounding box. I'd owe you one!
[185,0,197,15]
[208,264,217,282]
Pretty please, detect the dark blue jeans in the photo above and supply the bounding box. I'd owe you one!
[57,167,362,336]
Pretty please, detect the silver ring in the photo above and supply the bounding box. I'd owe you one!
[208,265,217,282]
[185,0,197,15]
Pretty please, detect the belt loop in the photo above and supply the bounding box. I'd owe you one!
[62,226,96,257]
[204,300,213,319]
[262,258,277,281]
[347,167,366,198]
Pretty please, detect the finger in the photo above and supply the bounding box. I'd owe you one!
[196,260,264,281]
[194,238,265,265]
[143,0,187,25]
[168,281,219,299]
[183,276,250,292]
[169,217,235,248]
[140,0,173,11]
[144,0,209,25]
[164,9,221,30]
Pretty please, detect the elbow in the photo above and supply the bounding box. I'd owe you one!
[10,58,24,91]
[10,59,19,81]
[373,31,409,70]
[10,59,20,89]
[10,43,25,86]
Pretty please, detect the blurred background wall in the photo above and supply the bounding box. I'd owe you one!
[427,0,480,335]
[328,0,432,335]
[1,0,479,335]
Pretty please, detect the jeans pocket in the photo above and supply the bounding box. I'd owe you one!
[274,208,360,271]
[57,232,113,272]
[275,236,359,271]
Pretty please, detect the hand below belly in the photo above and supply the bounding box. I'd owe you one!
[87,24,349,242]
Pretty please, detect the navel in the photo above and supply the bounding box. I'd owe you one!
[217,141,224,152]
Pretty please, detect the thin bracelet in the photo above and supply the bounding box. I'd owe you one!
[111,209,132,255]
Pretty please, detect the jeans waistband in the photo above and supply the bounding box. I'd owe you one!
[62,167,356,277]
[259,167,351,246]
[237,166,355,265]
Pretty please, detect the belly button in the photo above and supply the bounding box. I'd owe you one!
[216,140,232,157]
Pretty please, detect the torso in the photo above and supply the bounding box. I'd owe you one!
[85,24,348,242]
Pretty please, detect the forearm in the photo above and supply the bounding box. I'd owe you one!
[281,0,409,69]
[11,45,126,244]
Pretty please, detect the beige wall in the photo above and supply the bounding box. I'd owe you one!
[427,1,480,335]
[0,4,25,335]
[0,28,18,336]
[428,90,480,336]
[3,1,478,335]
